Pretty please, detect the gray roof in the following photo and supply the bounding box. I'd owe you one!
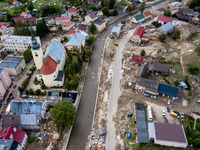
[0,139,19,150]
[66,32,88,47]
[181,8,194,15]
[0,56,24,68]
[2,114,20,129]
[138,78,159,93]
[135,103,148,142]
[111,24,123,33]
[44,40,65,63]
[54,71,64,81]
[0,68,4,75]
[158,22,173,33]
[89,13,98,19]
[148,122,155,139]
[136,65,148,78]
[94,18,105,25]
[3,35,32,44]
[20,114,40,125]
[150,63,170,73]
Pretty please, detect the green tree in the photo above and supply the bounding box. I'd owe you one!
[65,65,73,77]
[172,29,181,40]
[23,47,33,63]
[72,60,82,73]
[139,2,145,13]
[85,50,93,57]
[174,80,180,87]
[158,33,166,42]
[109,9,118,16]
[69,79,79,90]
[27,1,33,11]
[140,50,145,56]
[89,22,97,34]
[187,64,199,75]
[102,7,109,16]
[36,20,49,38]
[127,4,134,12]
[35,89,41,95]
[195,42,200,55]
[152,21,160,28]
[86,35,95,46]
[163,10,171,17]
[109,0,115,9]
[51,101,76,133]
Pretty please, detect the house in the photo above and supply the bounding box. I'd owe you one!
[136,64,148,78]
[78,24,89,32]
[0,126,27,150]
[0,56,26,76]
[131,14,145,23]
[179,81,188,89]
[132,54,144,65]
[0,139,19,150]
[2,35,41,52]
[132,26,144,44]
[61,13,71,18]
[46,89,78,106]
[136,78,159,95]
[179,8,195,16]
[33,38,67,87]
[55,16,70,25]
[117,5,126,15]
[88,0,99,4]
[110,23,123,38]
[2,114,20,129]
[157,15,174,25]
[132,2,139,9]
[135,103,148,143]
[46,15,56,25]
[28,17,37,25]
[172,9,191,22]
[66,31,88,50]
[11,101,47,118]
[158,83,178,99]
[20,11,32,18]
[1,27,14,35]
[13,16,24,23]
[0,68,11,101]
[12,0,23,7]
[68,7,77,15]
[0,23,9,33]
[148,122,188,148]
[149,63,170,74]
[62,21,75,31]
[144,10,151,19]
[157,22,174,34]
[94,18,106,32]
[20,114,41,130]
[68,29,76,35]
[85,13,98,24]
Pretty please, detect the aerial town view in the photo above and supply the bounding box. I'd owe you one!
[0,0,200,149]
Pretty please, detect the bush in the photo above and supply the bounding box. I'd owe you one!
[158,33,166,42]
[174,80,180,87]
[36,89,41,95]
[187,64,199,75]
[152,21,160,28]
[140,50,145,56]
[163,10,171,17]
[195,42,200,55]
[121,20,126,24]
[187,32,198,41]
[28,136,35,143]
[172,29,181,40]
[33,77,40,85]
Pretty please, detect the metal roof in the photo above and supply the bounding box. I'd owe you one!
[111,24,123,33]
[138,78,159,94]
[3,35,32,44]
[148,122,155,139]
[158,22,173,33]
[135,14,145,21]
[0,139,19,150]
[44,40,65,63]
[66,32,88,47]
[20,114,40,125]
[158,83,178,97]
[94,18,105,25]
[0,56,23,68]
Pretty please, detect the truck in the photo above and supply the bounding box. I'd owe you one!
[170,112,180,119]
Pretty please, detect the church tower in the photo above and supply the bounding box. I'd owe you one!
[31,35,43,70]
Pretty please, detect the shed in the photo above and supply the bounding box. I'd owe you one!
[179,81,188,89]
[158,83,178,98]
[149,63,170,73]
[136,65,148,78]
[157,22,174,34]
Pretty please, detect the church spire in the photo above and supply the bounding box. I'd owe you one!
[31,34,40,50]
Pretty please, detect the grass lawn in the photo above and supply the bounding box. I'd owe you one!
[196,118,200,131]
[0,2,9,7]
[183,54,200,79]
[33,0,59,8]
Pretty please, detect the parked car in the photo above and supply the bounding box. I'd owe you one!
[144,94,150,97]
[22,95,29,98]
[13,84,17,89]
[162,110,165,116]
[181,114,184,118]
[126,113,133,118]
[197,100,200,103]
[167,107,170,113]
[29,95,35,98]
[163,116,168,123]
[127,132,131,139]
[173,110,180,116]
[151,96,157,99]
[4,102,7,107]
[167,100,171,105]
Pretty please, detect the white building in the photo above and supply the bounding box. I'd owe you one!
[85,13,98,25]
[62,21,75,31]
[55,16,70,25]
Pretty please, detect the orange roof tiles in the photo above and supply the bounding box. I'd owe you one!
[40,56,58,75]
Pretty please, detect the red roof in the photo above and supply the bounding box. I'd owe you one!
[158,14,173,23]
[40,56,58,75]
[55,16,70,20]
[63,21,74,27]
[133,26,144,38]
[68,30,76,34]
[68,8,76,13]
[20,11,26,17]
[0,126,26,145]
[0,23,8,29]
[12,0,18,5]
[132,54,144,65]
[13,16,24,23]
[144,11,151,18]
[28,17,36,22]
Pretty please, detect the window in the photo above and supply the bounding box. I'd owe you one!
[35,52,38,57]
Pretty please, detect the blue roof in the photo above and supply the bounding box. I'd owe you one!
[111,24,123,32]
[160,22,173,32]
[11,101,43,114]
[158,83,178,97]
[179,81,188,89]
[61,13,71,18]
[44,40,65,63]
[0,56,23,68]
[66,32,88,47]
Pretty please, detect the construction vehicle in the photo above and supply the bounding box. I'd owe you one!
[170,112,180,119]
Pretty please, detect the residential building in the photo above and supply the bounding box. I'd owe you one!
[94,18,106,32]
[117,5,126,14]
[20,11,32,18]
[173,13,190,22]
[136,78,159,95]
[132,2,139,9]
[12,0,23,7]
[78,24,89,33]
[179,8,195,16]
[0,68,11,101]
[28,17,37,25]
[158,83,178,99]
[11,101,47,118]
[55,16,70,25]
[68,29,76,35]
[2,35,41,52]
[20,114,41,130]
[61,13,71,18]
[0,126,27,150]
[1,27,14,35]
[13,16,24,23]
[62,21,75,31]
[148,122,188,148]
[0,139,19,150]
[131,14,145,23]
[132,26,144,44]
[144,10,151,19]
[157,22,174,34]
[2,114,20,129]
[0,56,26,76]
[46,89,78,106]
[110,23,123,38]
[0,23,8,33]
[132,54,144,65]
[85,13,98,24]
[157,15,174,25]
[46,16,56,25]
[68,7,77,15]
[136,65,148,78]
[149,63,170,74]
[66,31,88,50]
